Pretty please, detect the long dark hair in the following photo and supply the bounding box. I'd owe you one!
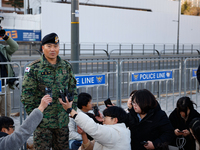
[132,89,157,114]
[176,96,197,118]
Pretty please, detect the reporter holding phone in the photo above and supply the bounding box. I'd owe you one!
[59,97,131,150]
[169,96,200,150]
[127,89,175,150]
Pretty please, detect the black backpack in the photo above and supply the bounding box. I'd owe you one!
[0,51,16,86]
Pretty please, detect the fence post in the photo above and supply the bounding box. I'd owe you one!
[118,59,121,107]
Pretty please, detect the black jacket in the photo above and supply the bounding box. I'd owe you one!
[128,103,175,150]
[0,132,8,138]
[197,64,200,84]
[169,108,200,150]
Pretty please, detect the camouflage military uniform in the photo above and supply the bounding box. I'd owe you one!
[21,55,78,150]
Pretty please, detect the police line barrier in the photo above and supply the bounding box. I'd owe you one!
[119,58,182,113]
[2,58,200,119]
[0,62,23,124]
[184,58,200,105]
[1,58,200,150]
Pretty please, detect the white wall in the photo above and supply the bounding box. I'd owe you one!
[0,0,199,44]
[41,2,200,44]
[0,13,41,30]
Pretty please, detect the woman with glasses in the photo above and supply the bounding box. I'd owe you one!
[127,89,175,150]
[169,96,200,150]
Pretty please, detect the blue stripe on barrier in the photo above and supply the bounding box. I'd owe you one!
[132,71,173,82]
[75,74,106,87]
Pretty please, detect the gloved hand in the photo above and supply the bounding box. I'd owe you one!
[0,29,5,37]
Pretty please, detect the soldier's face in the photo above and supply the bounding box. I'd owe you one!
[42,43,59,61]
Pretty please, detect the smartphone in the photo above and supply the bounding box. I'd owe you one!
[140,141,148,145]
[178,130,184,133]
[93,106,100,117]
[45,87,52,105]
[104,98,112,107]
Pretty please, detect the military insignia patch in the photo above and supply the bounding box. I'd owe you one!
[41,72,51,75]
[25,67,30,72]
[55,36,59,43]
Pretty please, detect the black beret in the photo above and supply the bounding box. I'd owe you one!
[42,33,59,45]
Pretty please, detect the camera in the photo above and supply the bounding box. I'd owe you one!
[0,16,5,37]
[7,78,19,89]
[93,106,100,117]
[59,90,66,102]
[59,89,74,103]
[65,89,74,102]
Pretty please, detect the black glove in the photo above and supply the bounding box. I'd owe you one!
[0,29,5,37]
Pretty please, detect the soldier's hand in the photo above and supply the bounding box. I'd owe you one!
[38,95,52,112]
[59,97,73,110]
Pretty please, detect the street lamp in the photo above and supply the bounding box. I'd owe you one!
[177,0,181,54]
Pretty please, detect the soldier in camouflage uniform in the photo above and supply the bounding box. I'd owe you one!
[21,33,78,150]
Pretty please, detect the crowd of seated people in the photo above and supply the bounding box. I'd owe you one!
[1,89,200,150]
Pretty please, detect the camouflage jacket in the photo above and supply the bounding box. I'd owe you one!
[21,55,78,128]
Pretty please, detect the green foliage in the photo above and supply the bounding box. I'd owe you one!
[5,0,23,11]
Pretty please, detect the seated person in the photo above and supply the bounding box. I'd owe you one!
[60,98,131,150]
[169,96,200,150]
[68,92,93,150]
[0,95,52,150]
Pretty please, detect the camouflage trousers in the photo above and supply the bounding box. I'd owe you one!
[33,126,69,150]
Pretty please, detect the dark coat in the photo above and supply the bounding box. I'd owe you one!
[169,108,200,150]
[128,104,175,150]
[197,64,200,84]
[0,132,8,138]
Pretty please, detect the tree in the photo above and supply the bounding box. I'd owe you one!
[184,7,200,16]
[181,1,191,14]
[5,0,23,12]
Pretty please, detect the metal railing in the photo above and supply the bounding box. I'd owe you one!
[10,42,200,56]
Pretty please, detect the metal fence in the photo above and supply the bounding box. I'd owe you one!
[119,58,182,114]
[8,42,200,56]
[184,58,200,107]
[0,62,23,124]
[1,56,200,114]
[7,54,200,113]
